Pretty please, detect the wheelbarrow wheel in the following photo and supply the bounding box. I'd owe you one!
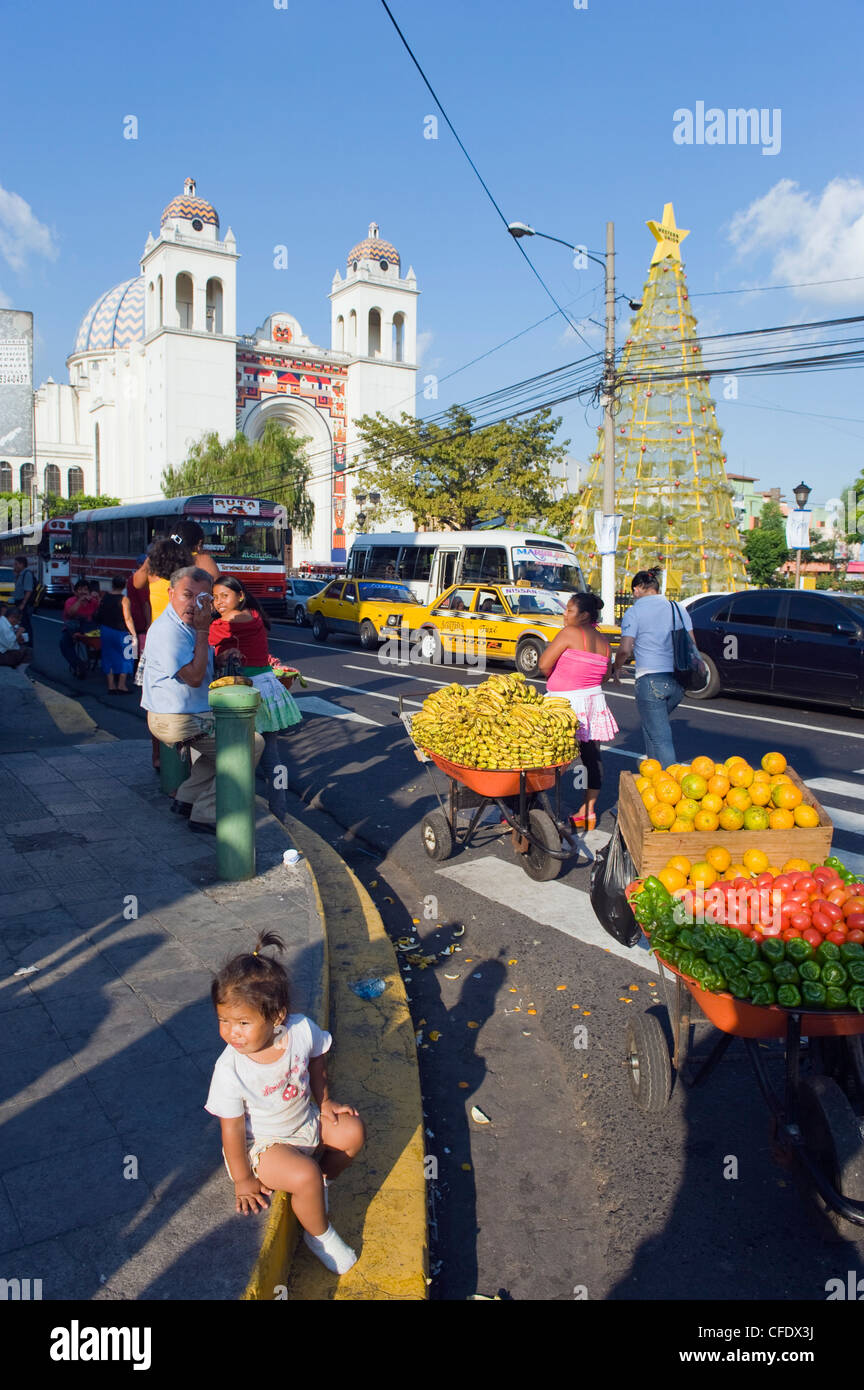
[796,1074,864,1239]
[521,809,562,881]
[421,810,453,862]
[626,1013,672,1112]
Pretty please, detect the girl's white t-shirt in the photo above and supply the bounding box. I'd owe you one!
[205,1013,332,1144]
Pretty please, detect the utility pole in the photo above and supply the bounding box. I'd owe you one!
[601,221,617,623]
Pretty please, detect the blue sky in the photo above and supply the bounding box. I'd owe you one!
[3,0,863,504]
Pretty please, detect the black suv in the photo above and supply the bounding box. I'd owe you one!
[688,589,864,708]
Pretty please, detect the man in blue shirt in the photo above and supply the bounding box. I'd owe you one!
[142,566,263,832]
[611,568,704,768]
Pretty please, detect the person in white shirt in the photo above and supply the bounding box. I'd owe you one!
[0,604,32,671]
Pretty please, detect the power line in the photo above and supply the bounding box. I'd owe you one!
[689,274,864,299]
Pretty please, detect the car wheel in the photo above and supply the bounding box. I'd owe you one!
[294,605,306,627]
[311,614,328,643]
[515,638,544,678]
[359,619,378,650]
[686,651,721,701]
[418,627,442,664]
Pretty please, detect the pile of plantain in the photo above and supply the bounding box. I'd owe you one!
[411,671,580,770]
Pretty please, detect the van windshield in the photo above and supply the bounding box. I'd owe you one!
[511,546,582,592]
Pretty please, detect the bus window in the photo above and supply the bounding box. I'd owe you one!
[73,524,86,557]
[128,518,146,556]
[399,546,434,581]
[462,546,507,582]
[348,548,369,578]
[366,546,401,578]
[87,523,99,555]
[111,520,129,555]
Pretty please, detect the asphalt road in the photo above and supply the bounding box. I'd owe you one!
[29,608,864,1301]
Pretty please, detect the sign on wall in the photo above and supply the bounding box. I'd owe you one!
[0,309,34,458]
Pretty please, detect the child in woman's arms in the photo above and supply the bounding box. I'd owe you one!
[205,931,365,1274]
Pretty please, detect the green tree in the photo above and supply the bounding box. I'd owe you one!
[354,405,570,532]
[0,490,120,520]
[743,499,788,587]
[162,421,315,537]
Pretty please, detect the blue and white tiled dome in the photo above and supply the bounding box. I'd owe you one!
[74,277,146,354]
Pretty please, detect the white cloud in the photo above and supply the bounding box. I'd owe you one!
[0,184,58,273]
[415,330,434,364]
[0,286,12,308]
[728,178,864,302]
[560,316,604,350]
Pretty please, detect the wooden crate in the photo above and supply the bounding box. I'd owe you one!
[618,766,833,877]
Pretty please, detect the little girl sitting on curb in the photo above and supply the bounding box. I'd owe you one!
[205,931,365,1274]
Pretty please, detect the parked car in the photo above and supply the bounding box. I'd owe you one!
[286,576,327,626]
[305,578,420,648]
[688,589,864,707]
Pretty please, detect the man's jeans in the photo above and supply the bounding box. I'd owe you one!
[634,672,684,769]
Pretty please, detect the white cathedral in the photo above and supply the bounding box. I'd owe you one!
[19,180,419,564]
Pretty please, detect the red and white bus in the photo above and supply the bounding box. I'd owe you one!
[0,516,73,600]
[70,496,287,612]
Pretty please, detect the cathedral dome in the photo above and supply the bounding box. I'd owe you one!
[161,178,219,229]
[347,222,400,272]
[73,276,146,354]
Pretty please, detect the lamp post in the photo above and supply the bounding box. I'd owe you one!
[789,479,812,591]
[507,222,641,620]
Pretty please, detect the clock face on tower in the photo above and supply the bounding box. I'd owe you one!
[191,219,203,231]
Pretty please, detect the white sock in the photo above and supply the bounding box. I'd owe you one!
[304,1223,357,1274]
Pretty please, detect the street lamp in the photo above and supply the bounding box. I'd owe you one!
[788,480,812,591]
[793,481,812,510]
[507,220,640,620]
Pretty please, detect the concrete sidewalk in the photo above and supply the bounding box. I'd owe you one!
[0,683,325,1299]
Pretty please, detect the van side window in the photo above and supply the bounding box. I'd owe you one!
[367,546,401,578]
[399,546,434,581]
[462,547,507,582]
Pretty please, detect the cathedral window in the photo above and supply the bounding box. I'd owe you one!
[393,313,405,362]
[44,464,61,495]
[176,273,194,330]
[349,310,357,348]
[368,308,381,357]
[68,466,84,497]
[336,316,344,351]
[0,462,11,491]
[20,461,35,497]
[206,278,223,334]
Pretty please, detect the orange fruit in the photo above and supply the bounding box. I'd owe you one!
[649,803,676,830]
[769,773,792,787]
[691,756,715,780]
[768,808,795,830]
[666,855,692,877]
[729,863,752,880]
[701,793,724,816]
[706,846,732,873]
[635,775,651,794]
[724,756,747,770]
[772,782,803,810]
[693,809,720,832]
[641,789,658,811]
[762,752,788,775]
[654,777,682,805]
[707,773,730,798]
[658,866,687,893]
[681,773,708,801]
[767,866,784,879]
[723,867,740,882]
[690,862,717,888]
[752,770,770,784]
[748,782,772,807]
[719,805,745,831]
[670,817,695,833]
[728,762,754,788]
[639,758,662,779]
[783,858,811,874]
[726,787,752,813]
[676,797,700,821]
[743,806,770,831]
[794,804,819,827]
[742,848,769,875]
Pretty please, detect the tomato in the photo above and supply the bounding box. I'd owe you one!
[802,929,823,948]
[847,930,864,944]
[779,901,799,924]
[844,912,864,932]
[827,930,847,945]
[820,901,843,923]
[755,872,775,890]
[828,887,851,907]
[791,911,812,931]
[733,876,751,890]
[786,872,805,887]
[772,875,793,894]
[813,867,839,888]
[842,897,864,918]
[797,876,818,896]
[782,929,802,941]
[812,910,833,934]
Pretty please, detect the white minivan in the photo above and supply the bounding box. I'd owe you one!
[346,529,586,607]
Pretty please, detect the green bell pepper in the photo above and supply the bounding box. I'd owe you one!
[772,961,800,986]
[750,982,777,1007]
[745,960,773,984]
[735,936,759,963]
[824,986,849,1010]
[846,960,864,985]
[817,940,841,965]
[727,973,751,999]
[760,938,786,965]
[801,981,827,1008]
[821,962,848,988]
[839,942,864,962]
[848,985,864,1014]
[785,938,815,965]
[776,984,802,1009]
[799,959,822,982]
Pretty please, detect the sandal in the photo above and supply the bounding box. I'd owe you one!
[570,811,597,831]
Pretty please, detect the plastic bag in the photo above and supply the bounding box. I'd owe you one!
[589,822,640,948]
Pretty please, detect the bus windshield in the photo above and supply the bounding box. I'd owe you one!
[198,519,281,563]
[511,546,582,592]
[50,537,71,558]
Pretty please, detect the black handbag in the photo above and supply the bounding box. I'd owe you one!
[669,600,697,689]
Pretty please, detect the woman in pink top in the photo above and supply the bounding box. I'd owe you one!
[538,592,618,830]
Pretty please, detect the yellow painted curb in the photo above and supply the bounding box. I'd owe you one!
[242,813,428,1301]
[32,681,115,740]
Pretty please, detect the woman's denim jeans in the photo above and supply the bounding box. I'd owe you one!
[634,672,684,768]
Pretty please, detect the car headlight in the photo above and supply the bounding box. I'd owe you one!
[386,613,401,626]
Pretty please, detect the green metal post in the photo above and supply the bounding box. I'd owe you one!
[209,684,261,882]
[159,742,187,797]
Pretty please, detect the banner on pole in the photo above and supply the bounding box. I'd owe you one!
[786,509,810,550]
[593,510,623,555]
[0,310,33,458]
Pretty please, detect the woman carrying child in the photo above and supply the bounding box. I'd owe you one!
[206,931,365,1273]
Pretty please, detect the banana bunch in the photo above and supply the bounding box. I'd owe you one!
[412,672,579,770]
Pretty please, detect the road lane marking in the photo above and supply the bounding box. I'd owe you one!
[296,674,423,709]
[293,696,380,726]
[807,777,864,802]
[435,857,657,973]
[344,663,487,689]
[817,804,864,834]
[606,689,864,741]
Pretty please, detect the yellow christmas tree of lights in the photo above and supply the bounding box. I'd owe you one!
[572,203,747,597]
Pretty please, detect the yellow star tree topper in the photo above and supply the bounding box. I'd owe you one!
[646,203,690,264]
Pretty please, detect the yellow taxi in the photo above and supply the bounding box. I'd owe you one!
[306,578,420,648]
[408,581,570,676]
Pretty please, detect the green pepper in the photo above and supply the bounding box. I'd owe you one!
[677,927,697,950]
[777,984,802,1008]
[817,940,841,964]
[821,962,848,988]
[799,959,822,982]
[801,981,827,1008]
[772,961,800,985]
[785,938,815,965]
[715,926,743,949]
[718,952,741,977]
[677,952,698,978]
[735,936,759,963]
[750,982,777,1007]
[689,960,713,987]
[727,973,751,999]
[825,856,847,872]
[825,986,849,1010]
[846,960,864,984]
[745,960,773,984]
[840,942,864,962]
[704,943,726,965]
[760,937,785,965]
[840,870,858,884]
[848,985,864,1014]
[690,927,709,953]
[643,876,672,905]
